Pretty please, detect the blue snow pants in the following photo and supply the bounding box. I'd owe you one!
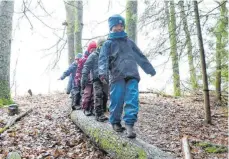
[109,79,139,126]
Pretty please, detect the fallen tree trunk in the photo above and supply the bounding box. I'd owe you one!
[71,110,174,159]
[0,108,32,134]
[181,136,192,159]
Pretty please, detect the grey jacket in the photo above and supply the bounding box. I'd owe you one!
[81,50,100,87]
[98,38,156,83]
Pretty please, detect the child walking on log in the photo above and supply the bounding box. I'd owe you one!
[98,14,156,138]
[59,53,83,110]
[81,38,108,122]
[75,41,97,115]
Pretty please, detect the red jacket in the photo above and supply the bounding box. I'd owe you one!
[74,55,89,86]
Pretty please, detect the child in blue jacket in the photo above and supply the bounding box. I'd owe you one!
[59,53,82,110]
[98,15,156,138]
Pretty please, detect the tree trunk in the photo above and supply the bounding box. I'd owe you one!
[126,0,138,42]
[70,110,174,159]
[193,1,211,124]
[215,1,228,105]
[0,0,14,105]
[178,1,198,90]
[215,31,222,104]
[74,1,83,54]
[64,1,75,65]
[165,0,181,96]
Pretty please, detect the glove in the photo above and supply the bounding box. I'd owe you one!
[58,77,63,80]
[100,75,107,85]
[151,69,156,77]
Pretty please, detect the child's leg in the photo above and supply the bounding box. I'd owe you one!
[75,86,81,106]
[109,79,125,125]
[82,84,93,113]
[89,85,94,114]
[93,81,104,116]
[93,81,108,121]
[102,84,108,112]
[123,79,139,126]
[71,86,81,110]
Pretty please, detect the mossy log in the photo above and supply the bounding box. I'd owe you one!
[70,110,174,159]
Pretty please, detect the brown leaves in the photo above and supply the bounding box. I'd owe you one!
[0,94,110,159]
[136,94,228,159]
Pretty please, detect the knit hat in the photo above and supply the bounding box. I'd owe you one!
[97,38,106,48]
[75,53,82,59]
[87,41,97,52]
[108,14,125,31]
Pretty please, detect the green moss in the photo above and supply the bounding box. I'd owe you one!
[0,98,14,107]
[88,128,147,159]
[0,80,13,107]
[195,141,228,154]
[205,146,227,153]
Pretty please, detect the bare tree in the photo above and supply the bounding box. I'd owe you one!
[0,0,15,105]
[64,1,76,64]
[193,0,211,124]
[126,0,138,42]
[178,0,198,90]
[165,0,181,96]
[74,1,83,54]
[214,0,228,105]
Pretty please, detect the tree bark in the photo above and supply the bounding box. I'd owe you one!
[126,0,138,43]
[165,0,181,96]
[193,1,211,124]
[178,1,198,90]
[64,1,75,64]
[215,1,228,105]
[0,0,14,104]
[70,110,174,159]
[74,1,83,54]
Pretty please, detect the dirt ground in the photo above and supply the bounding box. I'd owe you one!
[136,94,228,159]
[0,94,110,159]
[0,93,228,159]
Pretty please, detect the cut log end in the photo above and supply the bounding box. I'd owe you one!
[181,136,193,159]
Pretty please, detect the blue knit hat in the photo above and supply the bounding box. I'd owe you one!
[108,14,125,31]
[75,53,82,59]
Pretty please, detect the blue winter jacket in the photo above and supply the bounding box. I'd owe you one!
[98,38,156,83]
[60,62,78,92]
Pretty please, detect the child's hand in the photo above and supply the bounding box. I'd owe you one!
[100,76,107,85]
[151,70,156,76]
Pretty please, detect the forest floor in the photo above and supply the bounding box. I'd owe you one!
[0,93,228,159]
[0,94,110,159]
[136,94,228,159]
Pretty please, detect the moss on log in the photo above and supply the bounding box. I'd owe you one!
[70,110,174,159]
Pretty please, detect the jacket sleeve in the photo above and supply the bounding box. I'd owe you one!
[98,41,110,78]
[81,54,94,85]
[61,62,77,80]
[130,40,156,76]
[74,58,85,85]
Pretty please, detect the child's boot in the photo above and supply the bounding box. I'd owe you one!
[96,114,108,122]
[125,125,136,138]
[112,123,125,132]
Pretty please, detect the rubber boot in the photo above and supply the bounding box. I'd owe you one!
[96,114,108,122]
[84,110,92,116]
[125,125,136,138]
[112,123,125,132]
